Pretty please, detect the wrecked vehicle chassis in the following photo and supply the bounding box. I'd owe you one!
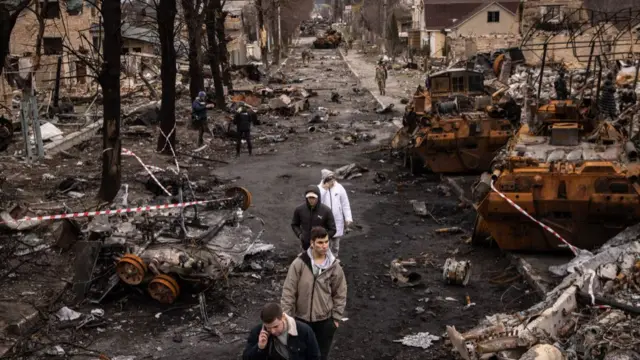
[473,122,640,251]
[113,186,255,304]
[395,111,513,174]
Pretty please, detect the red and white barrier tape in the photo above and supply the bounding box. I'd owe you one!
[490,180,580,255]
[122,147,172,196]
[1,199,214,224]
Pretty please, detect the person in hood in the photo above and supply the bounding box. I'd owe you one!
[317,170,352,257]
[233,105,257,156]
[243,302,320,360]
[281,227,347,360]
[291,186,336,251]
[192,91,212,146]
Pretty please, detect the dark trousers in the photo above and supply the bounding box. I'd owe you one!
[236,130,252,155]
[299,318,337,360]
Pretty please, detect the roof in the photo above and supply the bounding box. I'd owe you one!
[90,23,159,44]
[430,68,483,77]
[423,1,519,30]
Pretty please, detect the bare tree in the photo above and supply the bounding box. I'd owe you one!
[97,0,123,201]
[205,0,224,107]
[181,0,206,100]
[0,0,31,77]
[255,0,268,68]
[155,0,178,153]
[212,0,231,90]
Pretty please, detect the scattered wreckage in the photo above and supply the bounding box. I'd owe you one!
[391,68,518,173]
[447,225,640,360]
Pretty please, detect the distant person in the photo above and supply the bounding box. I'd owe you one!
[291,186,336,251]
[375,61,387,95]
[242,302,320,360]
[554,71,568,100]
[233,105,256,156]
[281,226,347,360]
[192,91,212,146]
[317,169,352,257]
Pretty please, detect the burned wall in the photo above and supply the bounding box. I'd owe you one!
[448,34,521,59]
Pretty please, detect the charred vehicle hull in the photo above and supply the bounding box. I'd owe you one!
[392,68,518,174]
[473,119,640,252]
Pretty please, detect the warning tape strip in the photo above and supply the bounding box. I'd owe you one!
[3,199,215,224]
[122,147,172,196]
[490,180,580,255]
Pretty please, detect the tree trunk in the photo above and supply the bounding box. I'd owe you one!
[156,0,178,153]
[205,0,225,108]
[181,0,204,100]
[255,0,269,69]
[0,0,30,78]
[270,0,279,65]
[97,0,122,202]
[213,0,232,91]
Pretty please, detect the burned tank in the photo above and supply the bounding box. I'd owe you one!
[313,29,342,49]
[472,99,640,251]
[391,68,519,173]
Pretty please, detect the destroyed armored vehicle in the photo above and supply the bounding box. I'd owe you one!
[472,99,640,251]
[313,29,342,49]
[391,68,517,173]
[80,186,270,305]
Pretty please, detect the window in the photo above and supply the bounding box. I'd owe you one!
[43,37,63,55]
[76,61,87,84]
[41,0,60,19]
[132,47,142,53]
[469,75,484,92]
[122,47,129,54]
[487,11,500,23]
[452,76,464,92]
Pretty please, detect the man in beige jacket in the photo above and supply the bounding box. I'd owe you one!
[281,226,347,360]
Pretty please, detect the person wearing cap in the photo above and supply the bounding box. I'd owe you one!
[192,91,212,147]
[233,105,257,156]
[291,185,336,251]
[317,169,352,258]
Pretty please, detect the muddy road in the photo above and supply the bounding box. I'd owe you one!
[0,37,537,360]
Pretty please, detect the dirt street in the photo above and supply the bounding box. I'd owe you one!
[0,37,537,360]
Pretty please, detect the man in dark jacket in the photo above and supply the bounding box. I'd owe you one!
[291,186,336,251]
[243,302,320,360]
[192,91,211,146]
[233,105,256,156]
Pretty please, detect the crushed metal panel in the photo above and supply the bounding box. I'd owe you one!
[72,241,102,301]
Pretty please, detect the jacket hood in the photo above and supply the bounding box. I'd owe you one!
[305,185,320,198]
[321,169,335,182]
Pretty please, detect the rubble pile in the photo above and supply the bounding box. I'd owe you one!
[447,225,640,360]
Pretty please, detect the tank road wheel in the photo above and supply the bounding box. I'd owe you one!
[148,274,180,304]
[225,186,252,210]
[116,254,147,285]
[471,215,492,246]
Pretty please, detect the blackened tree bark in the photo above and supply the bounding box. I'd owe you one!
[97,0,123,202]
[181,0,205,100]
[32,0,48,70]
[156,0,178,153]
[270,0,279,65]
[255,0,268,69]
[205,0,225,108]
[212,0,231,90]
[0,0,30,77]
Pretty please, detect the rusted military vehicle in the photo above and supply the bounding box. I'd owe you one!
[471,99,640,251]
[391,68,518,173]
[313,29,342,49]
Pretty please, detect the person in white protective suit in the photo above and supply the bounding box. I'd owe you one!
[317,169,353,257]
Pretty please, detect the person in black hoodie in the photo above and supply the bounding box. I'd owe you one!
[233,105,257,156]
[291,186,336,251]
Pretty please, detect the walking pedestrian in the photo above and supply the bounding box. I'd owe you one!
[317,169,352,257]
[233,105,256,156]
[281,227,347,360]
[192,91,212,146]
[291,186,336,251]
[375,61,387,96]
[242,302,320,360]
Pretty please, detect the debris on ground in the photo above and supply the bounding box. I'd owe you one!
[394,332,441,349]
